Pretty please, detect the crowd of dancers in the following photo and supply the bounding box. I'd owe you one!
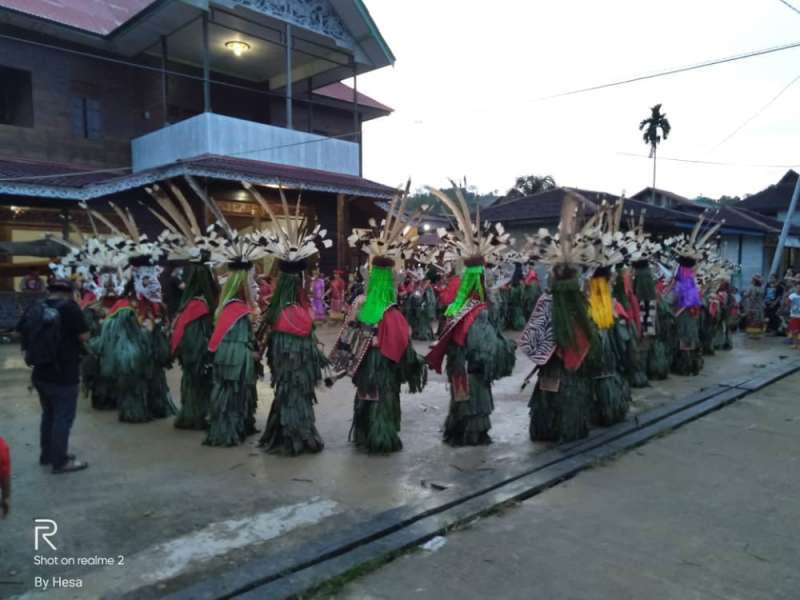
[46,178,798,458]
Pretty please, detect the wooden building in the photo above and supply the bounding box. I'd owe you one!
[0,0,397,288]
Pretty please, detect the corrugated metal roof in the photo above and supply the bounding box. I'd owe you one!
[0,154,395,200]
[0,0,158,35]
[313,83,393,113]
[740,170,799,215]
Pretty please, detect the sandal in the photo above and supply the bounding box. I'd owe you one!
[41,453,75,466]
[52,459,89,474]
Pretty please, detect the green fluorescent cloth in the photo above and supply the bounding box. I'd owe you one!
[445,265,484,317]
[358,266,396,325]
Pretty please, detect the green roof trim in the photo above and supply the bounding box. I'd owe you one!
[353,0,395,64]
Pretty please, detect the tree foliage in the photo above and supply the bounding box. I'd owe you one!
[504,174,557,200]
[639,104,671,157]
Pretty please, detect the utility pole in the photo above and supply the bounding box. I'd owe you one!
[768,173,800,278]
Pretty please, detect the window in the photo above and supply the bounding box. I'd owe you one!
[71,96,102,139]
[0,66,34,127]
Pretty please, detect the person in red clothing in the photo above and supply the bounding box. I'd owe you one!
[0,437,9,517]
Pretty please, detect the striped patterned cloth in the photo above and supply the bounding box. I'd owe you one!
[519,293,556,366]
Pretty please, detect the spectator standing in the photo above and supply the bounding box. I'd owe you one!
[17,279,89,473]
[19,268,45,293]
[788,279,800,350]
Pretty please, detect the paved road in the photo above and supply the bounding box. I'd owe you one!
[335,371,800,600]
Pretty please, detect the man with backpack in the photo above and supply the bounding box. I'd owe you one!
[17,278,90,474]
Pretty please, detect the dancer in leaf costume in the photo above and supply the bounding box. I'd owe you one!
[521,267,542,318]
[408,270,438,341]
[131,258,177,420]
[583,201,634,426]
[243,183,333,456]
[80,270,125,410]
[425,186,516,446]
[171,263,216,429]
[145,181,219,430]
[182,176,268,447]
[69,202,173,424]
[507,262,527,331]
[521,193,600,443]
[662,212,723,375]
[611,265,649,389]
[330,182,427,454]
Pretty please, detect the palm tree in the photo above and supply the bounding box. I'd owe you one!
[639,104,671,205]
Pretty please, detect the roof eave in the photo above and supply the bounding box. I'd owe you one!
[0,162,395,201]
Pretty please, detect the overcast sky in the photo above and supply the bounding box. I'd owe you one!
[353,0,800,199]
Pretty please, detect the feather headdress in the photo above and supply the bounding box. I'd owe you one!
[241,181,332,270]
[625,208,661,263]
[427,182,511,267]
[348,180,427,268]
[522,192,600,269]
[661,211,724,267]
[177,176,269,270]
[143,181,206,262]
[584,199,640,269]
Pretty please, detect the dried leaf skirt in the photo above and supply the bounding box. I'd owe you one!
[260,330,328,456]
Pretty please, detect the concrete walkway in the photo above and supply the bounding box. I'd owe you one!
[335,371,800,600]
[0,330,796,598]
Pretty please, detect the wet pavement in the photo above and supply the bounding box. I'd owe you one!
[334,370,800,600]
[0,326,795,598]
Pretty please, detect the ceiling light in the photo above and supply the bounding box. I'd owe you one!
[225,40,251,57]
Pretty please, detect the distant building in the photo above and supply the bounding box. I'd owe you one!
[481,182,800,287]
[0,0,397,287]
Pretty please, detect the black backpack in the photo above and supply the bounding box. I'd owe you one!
[18,299,63,368]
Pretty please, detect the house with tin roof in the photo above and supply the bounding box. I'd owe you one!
[0,0,396,286]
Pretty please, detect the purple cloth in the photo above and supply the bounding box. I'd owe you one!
[311,277,327,320]
[675,266,701,309]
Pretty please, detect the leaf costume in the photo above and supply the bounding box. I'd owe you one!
[333,263,426,454]
[172,264,217,430]
[259,267,328,456]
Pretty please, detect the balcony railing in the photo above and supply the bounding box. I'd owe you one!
[131,113,360,176]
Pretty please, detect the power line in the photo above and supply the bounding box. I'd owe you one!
[711,72,800,151]
[776,0,800,16]
[617,151,800,169]
[537,39,800,101]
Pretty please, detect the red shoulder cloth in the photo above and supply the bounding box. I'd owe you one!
[439,276,461,306]
[170,298,210,354]
[273,304,314,337]
[425,303,485,374]
[559,324,591,372]
[106,299,133,319]
[208,300,251,353]
[0,437,10,479]
[79,291,97,310]
[378,306,410,363]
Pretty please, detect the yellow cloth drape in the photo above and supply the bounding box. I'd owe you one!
[589,275,615,330]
